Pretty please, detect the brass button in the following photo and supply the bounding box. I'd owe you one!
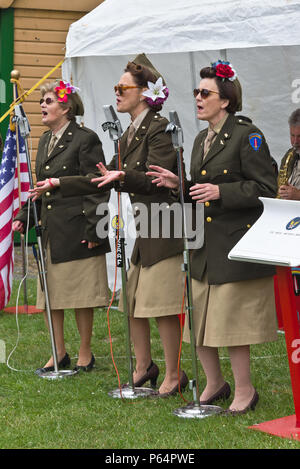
[45,165,50,170]
[135,136,139,141]
[63,165,67,170]
[130,193,135,197]
[45,191,51,197]
[205,201,210,207]
[201,170,207,175]
[47,204,52,210]
[123,163,127,168]
[247,224,251,228]
[136,161,140,166]
[82,210,85,214]
[223,169,228,174]
[206,217,212,222]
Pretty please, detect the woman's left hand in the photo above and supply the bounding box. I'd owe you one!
[81,240,100,249]
[189,183,220,203]
[90,162,125,188]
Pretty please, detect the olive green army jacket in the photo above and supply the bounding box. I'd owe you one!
[187,113,277,284]
[60,110,184,267]
[15,120,110,263]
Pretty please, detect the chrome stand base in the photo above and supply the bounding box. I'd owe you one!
[174,402,224,419]
[37,369,79,380]
[108,385,157,399]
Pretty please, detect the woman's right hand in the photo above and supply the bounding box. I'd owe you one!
[146,165,180,189]
[12,220,24,233]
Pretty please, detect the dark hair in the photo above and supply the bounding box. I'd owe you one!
[40,81,84,120]
[124,61,163,111]
[200,66,239,114]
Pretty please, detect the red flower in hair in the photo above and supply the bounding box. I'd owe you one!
[215,63,235,80]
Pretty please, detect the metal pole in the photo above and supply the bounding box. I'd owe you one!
[11,72,28,311]
[103,105,156,398]
[166,111,223,418]
[13,103,76,379]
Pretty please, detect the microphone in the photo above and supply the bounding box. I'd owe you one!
[102,105,123,141]
[165,110,184,149]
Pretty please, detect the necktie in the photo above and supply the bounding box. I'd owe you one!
[48,134,57,156]
[203,128,216,159]
[127,123,135,146]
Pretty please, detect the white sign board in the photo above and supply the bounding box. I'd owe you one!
[228,197,300,267]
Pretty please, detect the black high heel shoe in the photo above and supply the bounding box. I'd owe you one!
[154,370,189,398]
[199,382,231,405]
[225,389,259,416]
[129,361,159,388]
[73,354,95,372]
[35,353,71,375]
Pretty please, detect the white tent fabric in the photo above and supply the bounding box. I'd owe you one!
[63,0,300,289]
[66,0,300,56]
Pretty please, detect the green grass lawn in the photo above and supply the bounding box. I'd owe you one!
[0,278,299,449]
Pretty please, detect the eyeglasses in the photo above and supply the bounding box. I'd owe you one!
[40,97,55,105]
[193,88,220,99]
[114,84,142,95]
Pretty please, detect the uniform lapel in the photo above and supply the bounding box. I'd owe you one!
[121,110,155,164]
[46,121,75,163]
[201,114,236,167]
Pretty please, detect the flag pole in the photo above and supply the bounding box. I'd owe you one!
[11,70,28,313]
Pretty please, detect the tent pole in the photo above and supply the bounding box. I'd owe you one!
[189,52,201,133]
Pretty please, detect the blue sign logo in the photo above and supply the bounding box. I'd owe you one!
[249,133,262,151]
[286,217,300,230]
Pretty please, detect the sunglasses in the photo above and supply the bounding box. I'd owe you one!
[193,88,220,99]
[40,97,55,105]
[114,84,142,95]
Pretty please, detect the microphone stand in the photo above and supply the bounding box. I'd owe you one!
[166,111,223,418]
[102,105,156,398]
[13,104,77,379]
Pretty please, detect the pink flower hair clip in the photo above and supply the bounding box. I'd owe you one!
[55,80,80,103]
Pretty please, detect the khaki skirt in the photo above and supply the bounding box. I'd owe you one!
[118,254,185,318]
[183,273,278,347]
[36,244,109,310]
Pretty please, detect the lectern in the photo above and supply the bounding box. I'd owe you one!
[229,197,300,440]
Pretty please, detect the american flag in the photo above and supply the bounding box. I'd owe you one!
[0,126,30,310]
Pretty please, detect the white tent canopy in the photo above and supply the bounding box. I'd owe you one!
[63,0,300,287]
[66,0,300,56]
[64,0,300,163]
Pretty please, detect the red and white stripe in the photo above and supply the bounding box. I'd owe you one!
[0,128,29,310]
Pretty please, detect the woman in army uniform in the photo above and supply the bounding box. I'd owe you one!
[147,61,278,413]
[13,80,110,374]
[30,56,188,396]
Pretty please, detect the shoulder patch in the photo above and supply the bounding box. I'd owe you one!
[249,132,263,151]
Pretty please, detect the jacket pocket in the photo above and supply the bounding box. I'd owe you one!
[66,204,85,221]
